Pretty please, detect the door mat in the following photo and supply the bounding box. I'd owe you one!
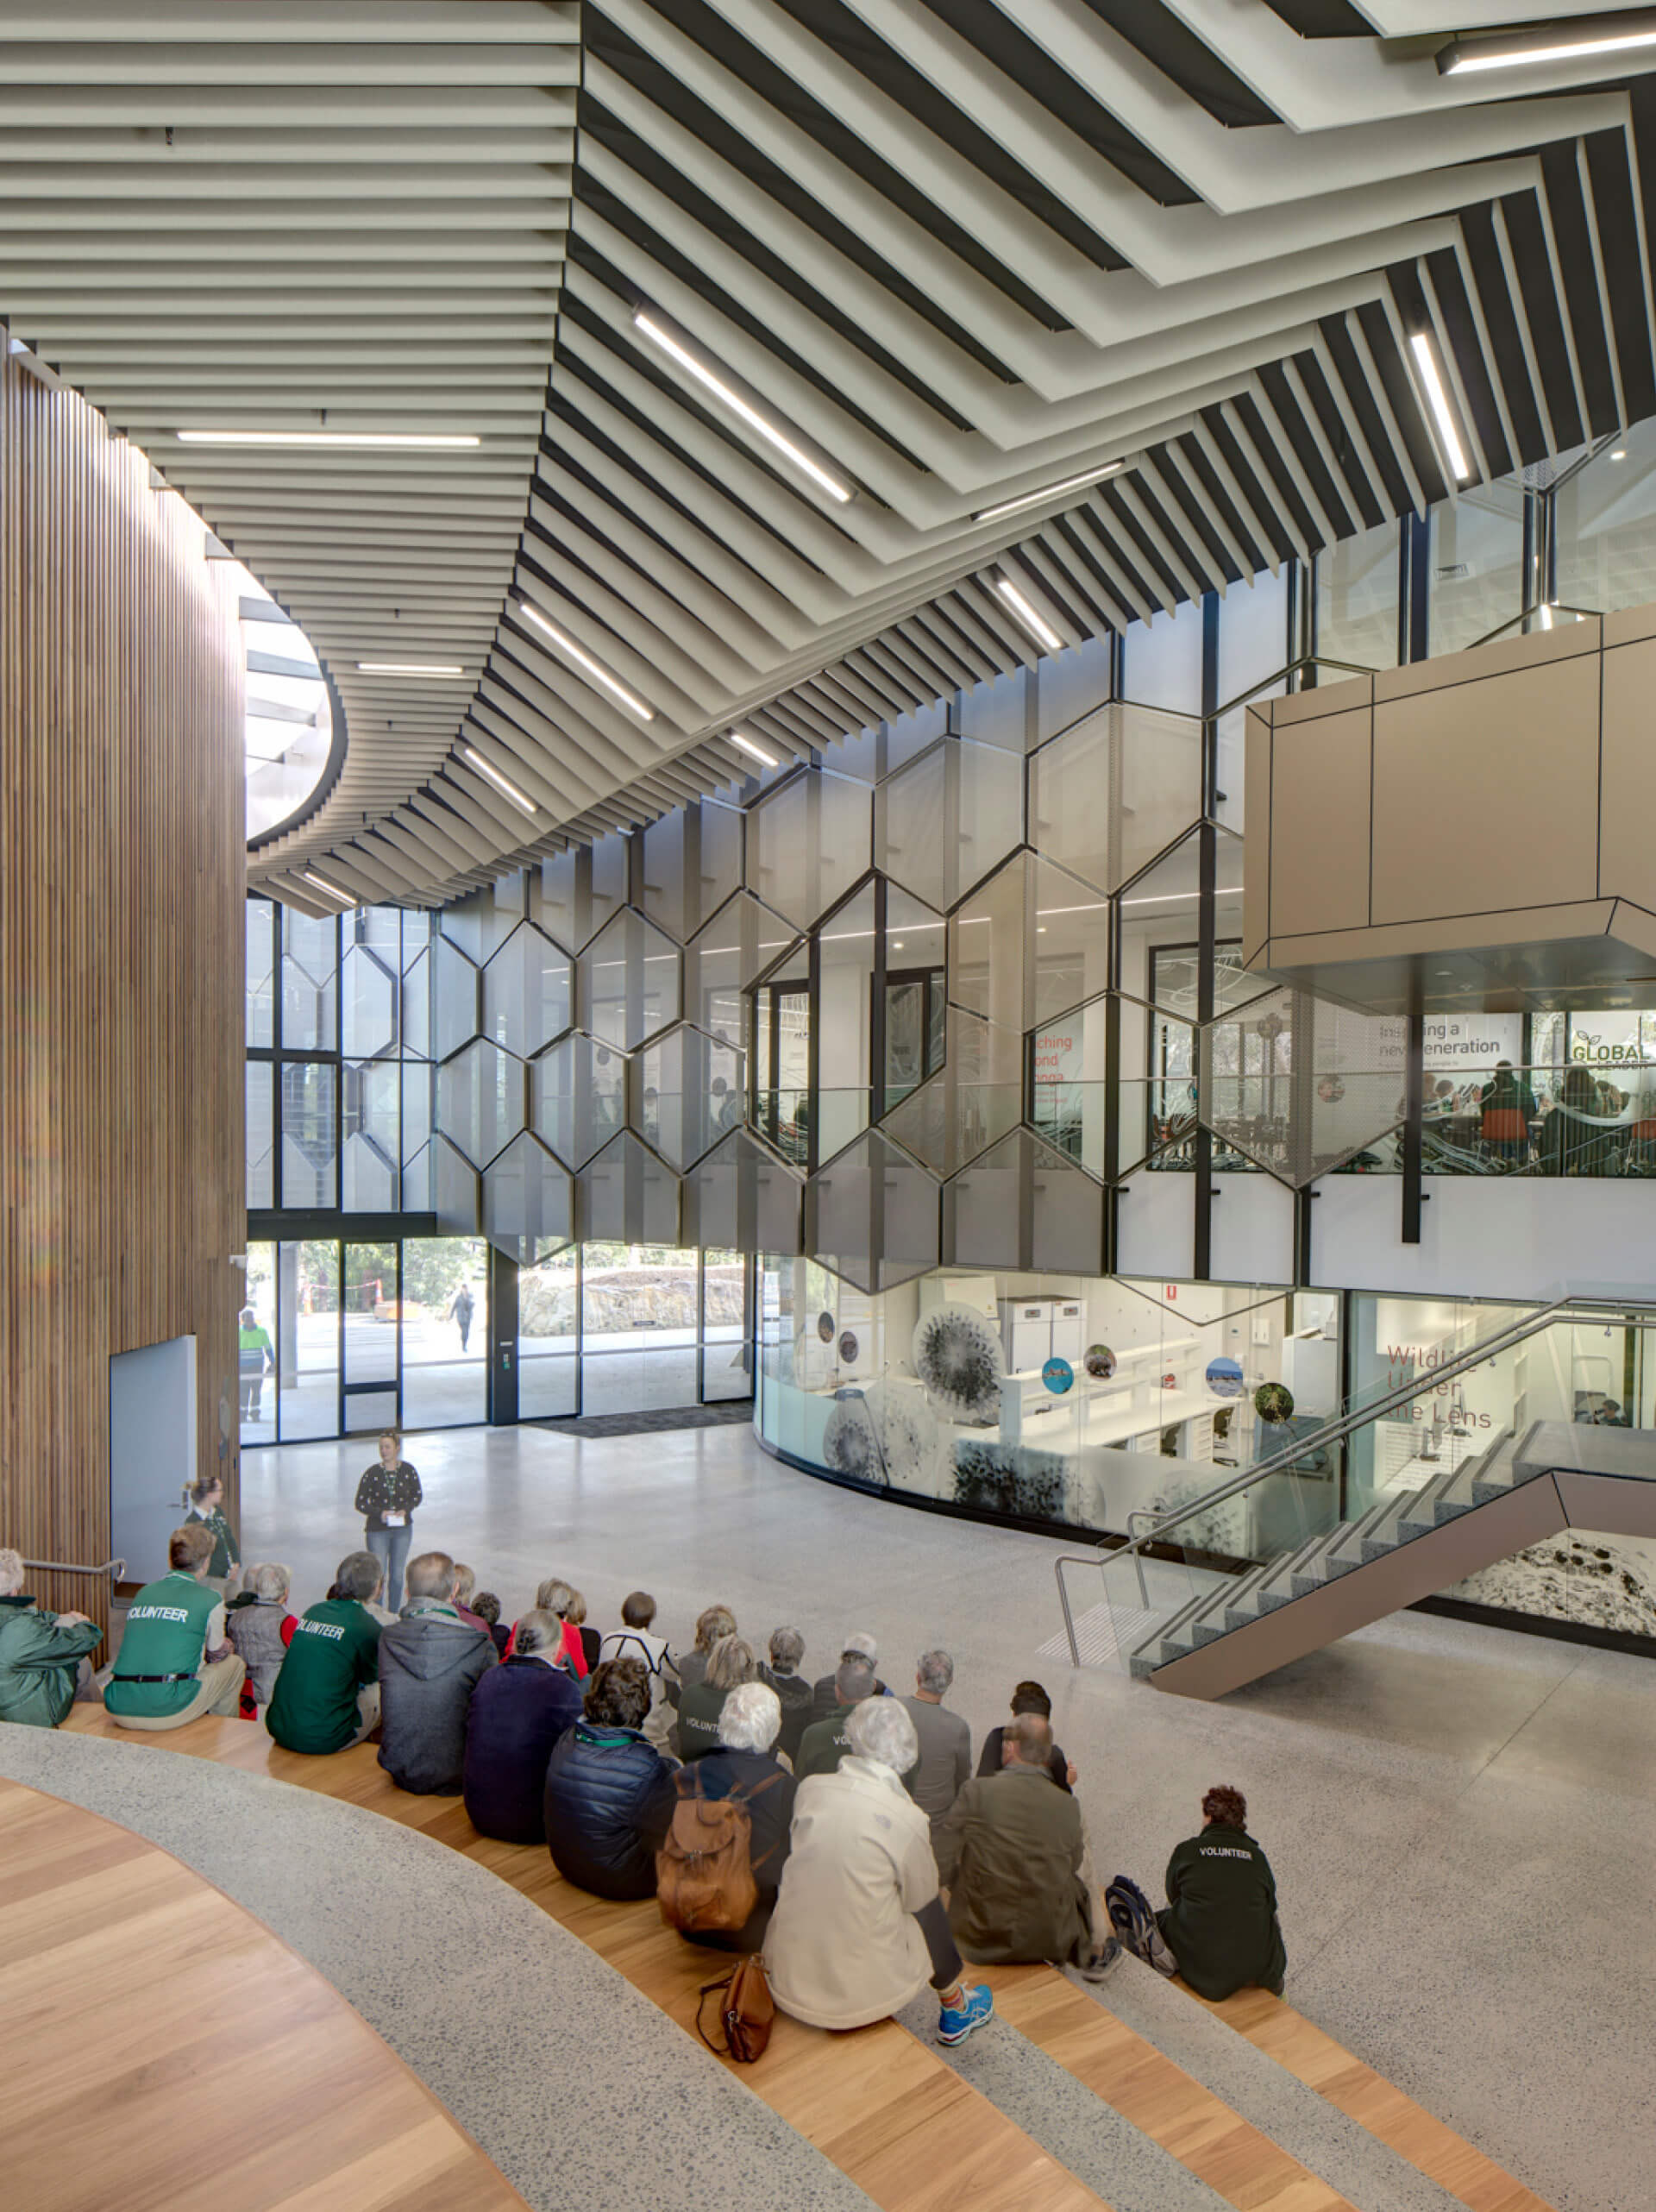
[531,1401,755,1439]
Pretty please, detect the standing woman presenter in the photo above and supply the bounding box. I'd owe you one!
[354,1429,422,1613]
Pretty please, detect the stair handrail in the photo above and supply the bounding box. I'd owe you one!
[1051,1292,1656,1664]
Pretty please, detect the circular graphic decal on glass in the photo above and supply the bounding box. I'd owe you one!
[817,1310,836,1344]
[1082,1343,1117,1380]
[838,1331,859,1365]
[1254,1381,1295,1423]
[911,1304,1005,1423]
[1206,1356,1245,1399]
[1042,1356,1075,1395]
[1316,1074,1346,1103]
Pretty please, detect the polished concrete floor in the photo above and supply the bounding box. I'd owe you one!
[241,1421,1653,2212]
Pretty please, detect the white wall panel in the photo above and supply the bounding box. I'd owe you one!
[1315,1175,1656,1299]
[1116,1168,1194,1279]
[1209,1172,1295,1287]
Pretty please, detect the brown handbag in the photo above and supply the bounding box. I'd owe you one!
[696,1953,775,2064]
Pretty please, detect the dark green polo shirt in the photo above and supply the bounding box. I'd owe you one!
[266,1598,381,1755]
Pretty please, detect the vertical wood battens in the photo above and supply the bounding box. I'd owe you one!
[0,349,244,1628]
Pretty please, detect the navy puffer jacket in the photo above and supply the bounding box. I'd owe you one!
[464,1656,582,1844]
[543,1722,680,1899]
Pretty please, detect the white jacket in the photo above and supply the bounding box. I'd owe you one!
[766,1754,939,2029]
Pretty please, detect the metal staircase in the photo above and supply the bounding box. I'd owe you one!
[1054,1298,1656,1700]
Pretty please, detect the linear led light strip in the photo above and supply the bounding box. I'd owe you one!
[517,600,655,721]
[994,573,1063,654]
[729,728,778,769]
[1408,332,1471,484]
[461,744,537,818]
[356,661,464,676]
[1440,19,1656,72]
[633,309,854,505]
[975,461,1125,524]
[302,869,354,906]
[177,430,480,449]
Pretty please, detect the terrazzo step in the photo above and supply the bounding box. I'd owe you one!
[1126,1585,1222,1678]
[1229,1535,1333,1624]
[1358,1485,1429,1563]
[1471,1431,1528,1505]
[1321,1493,1408,1579]
[1188,1560,1278,1646]
[1289,1521,1362,1599]
[1397,1442,1506,1540]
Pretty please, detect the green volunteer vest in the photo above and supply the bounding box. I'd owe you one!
[106,1572,220,1718]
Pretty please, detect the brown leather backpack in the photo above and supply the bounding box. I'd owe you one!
[656,1763,781,1933]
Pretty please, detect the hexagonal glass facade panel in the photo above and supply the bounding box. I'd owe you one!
[433,1134,480,1235]
[578,1131,680,1246]
[683,1128,802,1254]
[881,1003,1021,1178]
[832,698,947,783]
[949,851,1029,1032]
[1113,997,1198,1176]
[483,922,572,1058]
[642,799,743,942]
[746,767,871,932]
[1201,987,1403,1184]
[531,1032,627,1169]
[531,833,627,950]
[482,1130,572,1263]
[1032,855,1110,1027]
[1027,701,1202,895]
[433,933,480,1063]
[580,908,681,1052]
[875,737,1023,911]
[944,1127,1102,1273]
[685,892,795,1050]
[809,1129,938,1294]
[340,942,397,1059]
[439,877,524,966]
[436,1036,525,1168]
[640,1022,745,1170]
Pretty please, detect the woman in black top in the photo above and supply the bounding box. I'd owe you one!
[354,1428,422,1612]
[976,1681,1075,1792]
[1155,1784,1286,2001]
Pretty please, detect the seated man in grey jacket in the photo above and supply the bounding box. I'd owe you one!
[378,1549,497,1794]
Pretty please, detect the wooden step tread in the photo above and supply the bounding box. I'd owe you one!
[1195,1988,1552,2212]
[59,1708,1108,2212]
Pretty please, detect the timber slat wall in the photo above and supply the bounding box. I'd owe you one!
[0,349,244,1626]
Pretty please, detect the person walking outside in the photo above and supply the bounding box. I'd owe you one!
[237,1304,273,1422]
[448,1280,476,1354]
[354,1428,422,1612]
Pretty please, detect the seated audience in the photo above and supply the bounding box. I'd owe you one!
[768,1698,993,2045]
[676,1632,757,1759]
[599,1589,672,1682]
[0,1546,103,1728]
[267,1550,386,1755]
[934,1714,1117,1978]
[472,1590,511,1658]
[760,1625,812,1764]
[811,1630,888,1718]
[450,1563,488,1634]
[977,1681,1076,1792]
[378,1550,498,1794]
[105,1524,245,1730]
[226,1561,297,1712]
[543,1656,679,1901]
[669,1681,795,1955]
[462,1606,584,1844]
[1118,1785,1286,2000]
[185,1474,242,1596]
[900,1649,972,1837]
[794,1653,875,1780]
[505,1577,588,1675]
[566,1588,603,1674]
[670,1603,737,1712]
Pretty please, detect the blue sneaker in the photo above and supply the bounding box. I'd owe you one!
[938,1983,994,2046]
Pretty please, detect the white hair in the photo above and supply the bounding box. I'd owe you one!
[846,1695,919,1776]
[718,1681,781,1755]
[843,1630,878,1663]
[0,1548,24,1598]
[248,1562,291,1603]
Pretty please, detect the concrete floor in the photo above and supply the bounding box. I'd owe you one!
[241,1420,1654,2212]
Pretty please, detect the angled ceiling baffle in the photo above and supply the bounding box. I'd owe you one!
[2,3,1654,910]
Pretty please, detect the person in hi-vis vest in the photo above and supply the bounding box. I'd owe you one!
[104,1522,245,1731]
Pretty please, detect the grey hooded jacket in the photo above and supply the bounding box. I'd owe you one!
[378,1597,497,1794]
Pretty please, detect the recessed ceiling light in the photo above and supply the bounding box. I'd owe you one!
[1612,448,1628,461]
[994,574,1063,655]
[176,430,480,449]
[1408,332,1471,484]
[516,600,655,721]
[729,729,779,768]
[974,462,1126,524]
[461,745,537,818]
[1440,20,1656,73]
[633,308,854,505]
[302,869,353,906]
[356,661,464,676]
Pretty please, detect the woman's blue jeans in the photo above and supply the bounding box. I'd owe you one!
[366,1523,413,1612]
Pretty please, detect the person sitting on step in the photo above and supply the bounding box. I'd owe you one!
[794,1652,876,1780]
[668,1602,737,1718]
[675,1631,759,1760]
[504,1577,588,1676]
[1114,1784,1286,2001]
[543,1656,681,1901]
[463,1606,583,1844]
[933,1713,1120,1981]
[759,1624,812,1765]
[226,1561,297,1713]
[899,1648,972,1843]
[471,1590,511,1658]
[565,1587,603,1675]
[809,1629,888,1719]
[267,1550,386,1756]
[976,1680,1076,1792]
[377,1550,497,1794]
[0,1546,103,1729]
[767,1696,994,2047]
[450,1562,488,1635]
[104,1523,245,1731]
[674,1680,796,1956]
